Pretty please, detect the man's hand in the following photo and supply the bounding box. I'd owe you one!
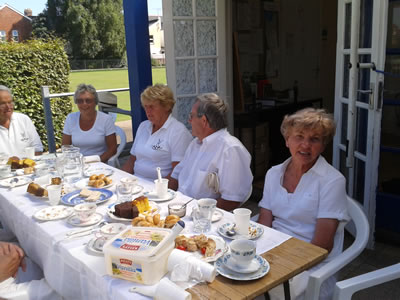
[0,242,25,282]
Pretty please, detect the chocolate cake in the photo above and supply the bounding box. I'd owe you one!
[113,201,139,219]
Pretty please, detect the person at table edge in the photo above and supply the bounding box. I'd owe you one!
[122,84,192,180]
[0,85,43,157]
[257,108,349,300]
[62,83,117,162]
[169,93,253,211]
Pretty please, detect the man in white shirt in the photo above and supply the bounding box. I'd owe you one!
[170,93,253,211]
[0,85,43,157]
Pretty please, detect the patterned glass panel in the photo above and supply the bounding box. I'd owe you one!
[197,20,216,56]
[342,55,350,98]
[357,54,371,104]
[173,0,192,16]
[199,58,217,93]
[174,20,194,57]
[196,0,215,17]
[176,96,198,129]
[354,157,365,204]
[344,3,351,49]
[341,103,348,145]
[176,59,196,95]
[355,107,368,155]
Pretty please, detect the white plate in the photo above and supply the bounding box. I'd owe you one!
[216,255,269,280]
[100,223,127,236]
[0,176,32,187]
[33,206,74,221]
[84,167,114,177]
[217,222,264,240]
[223,254,263,273]
[86,237,106,256]
[107,201,160,222]
[74,178,114,190]
[143,189,176,202]
[61,188,113,206]
[177,234,228,263]
[191,208,224,223]
[66,212,103,227]
[131,185,144,195]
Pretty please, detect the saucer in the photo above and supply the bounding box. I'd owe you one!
[144,189,176,202]
[191,208,224,223]
[217,222,264,240]
[66,213,103,227]
[216,255,270,281]
[86,237,106,255]
[223,254,263,273]
[131,184,144,195]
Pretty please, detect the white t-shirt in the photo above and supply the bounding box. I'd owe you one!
[131,115,192,180]
[172,129,253,202]
[0,112,43,157]
[259,155,349,261]
[63,111,116,156]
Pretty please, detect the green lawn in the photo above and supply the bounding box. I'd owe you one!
[69,67,166,122]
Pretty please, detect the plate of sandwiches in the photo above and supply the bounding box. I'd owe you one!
[61,188,113,206]
[74,174,113,189]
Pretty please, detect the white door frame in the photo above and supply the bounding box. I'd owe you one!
[333,0,388,248]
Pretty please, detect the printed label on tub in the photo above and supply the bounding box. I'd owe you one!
[110,255,144,282]
[111,229,168,253]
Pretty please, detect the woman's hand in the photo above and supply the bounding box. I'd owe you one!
[100,133,117,162]
[311,218,339,252]
[121,155,136,174]
[0,242,25,282]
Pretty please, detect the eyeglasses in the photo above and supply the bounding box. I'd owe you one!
[188,112,195,121]
[0,101,14,108]
[76,98,94,105]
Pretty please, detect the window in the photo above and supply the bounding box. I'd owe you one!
[0,31,5,42]
[149,35,154,44]
[12,30,18,42]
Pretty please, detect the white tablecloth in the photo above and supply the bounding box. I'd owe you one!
[0,162,290,300]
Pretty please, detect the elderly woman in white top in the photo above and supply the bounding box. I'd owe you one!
[0,85,43,157]
[62,84,117,162]
[122,84,192,180]
[257,108,349,300]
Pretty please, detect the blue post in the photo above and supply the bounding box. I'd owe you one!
[41,86,56,153]
[123,0,152,136]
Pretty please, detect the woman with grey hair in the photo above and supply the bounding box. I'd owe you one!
[62,84,117,162]
[0,85,43,157]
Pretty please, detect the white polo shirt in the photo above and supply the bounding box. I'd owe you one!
[131,115,192,180]
[172,129,253,202]
[0,112,43,157]
[259,155,349,262]
[63,111,116,156]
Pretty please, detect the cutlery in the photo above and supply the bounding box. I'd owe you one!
[9,177,19,189]
[180,198,195,210]
[226,223,236,237]
[66,221,108,237]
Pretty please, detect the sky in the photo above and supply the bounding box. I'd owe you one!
[3,0,162,16]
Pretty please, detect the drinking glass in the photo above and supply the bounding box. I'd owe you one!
[47,185,62,206]
[192,198,217,233]
[116,183,132,203]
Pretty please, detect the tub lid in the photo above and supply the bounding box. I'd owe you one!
[104,227,172,257]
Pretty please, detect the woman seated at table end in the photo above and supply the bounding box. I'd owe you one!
[257,108,349,300]
[62,84,117,163]
[122,84,192,180]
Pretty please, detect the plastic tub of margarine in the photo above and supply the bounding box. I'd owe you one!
[103,226,177,285]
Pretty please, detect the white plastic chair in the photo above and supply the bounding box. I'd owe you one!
[304,196,370,300]
[107,125,127,168]
[332,263,400,300]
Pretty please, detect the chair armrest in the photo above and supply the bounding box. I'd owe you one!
[333,263,400,300]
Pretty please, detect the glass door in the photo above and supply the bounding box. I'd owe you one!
[162,0,227,127]
[333,0,388,247]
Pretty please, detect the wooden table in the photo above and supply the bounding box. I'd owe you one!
[188,237,328,300]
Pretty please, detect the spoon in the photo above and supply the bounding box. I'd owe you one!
[66,220,108,237]
[180,198,195,210]
[9,177,19,189]
[226,223,236,237]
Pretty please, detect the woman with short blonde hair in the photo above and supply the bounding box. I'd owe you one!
[122,84,192,180]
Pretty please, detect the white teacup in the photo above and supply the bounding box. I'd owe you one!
[120,176,137,188]
[0,164,11,178]
[230,239,256,268]
[74,203,97,221]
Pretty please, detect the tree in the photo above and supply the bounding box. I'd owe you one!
[32,11,54,39]
[46,0,126,59]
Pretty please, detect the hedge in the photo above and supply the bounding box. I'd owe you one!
[0,39,71,151]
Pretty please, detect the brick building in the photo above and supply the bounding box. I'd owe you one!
[0,4,32,42]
